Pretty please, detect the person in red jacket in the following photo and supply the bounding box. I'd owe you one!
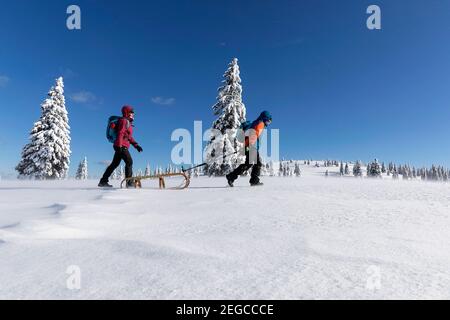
[98,105,143,187]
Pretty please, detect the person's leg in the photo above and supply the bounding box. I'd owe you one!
[100,147,122,183]
[121,148,133,179]
[227,150,251,182]
[227,163,251,182]
[249,153,262,185]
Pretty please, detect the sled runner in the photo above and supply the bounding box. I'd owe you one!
[120,172,190,190]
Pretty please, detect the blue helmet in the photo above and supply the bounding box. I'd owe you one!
[259,111,272,124]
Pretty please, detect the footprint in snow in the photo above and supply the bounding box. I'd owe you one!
[45,203,67,215]
[0,222,21,229]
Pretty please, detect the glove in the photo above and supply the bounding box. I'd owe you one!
[135,145,143,153]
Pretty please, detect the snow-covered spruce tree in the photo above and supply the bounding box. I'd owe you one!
[294,162,301,177]
[444,169,449,182]
[75,157,88,180]
[353,161,363,177]
[16,77,71,179]
[367,159,382,178]
[403,167,410,180]
[145,163,151,176]
[392,165,399,180]
[268,161,275,176]
[205,58,247,176]
[344,163,350,175]
[193,167,199,178]
[259,161,267,176]
[431,165,439,181]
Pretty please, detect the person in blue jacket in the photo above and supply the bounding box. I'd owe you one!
[226,111,272,187]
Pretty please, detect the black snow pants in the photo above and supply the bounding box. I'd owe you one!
[227,148,262,185]
[100,146,133,183]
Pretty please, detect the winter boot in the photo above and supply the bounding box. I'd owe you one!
[249,177,263,187]
[226,174,234,187]
[98,180,113,188]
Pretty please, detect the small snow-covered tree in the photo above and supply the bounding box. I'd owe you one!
[145,163,151,176]
[294,162,301,177]
[282,162,287,176]
[204,58,247,176]
[287,163,293,176]
[344,163,350,175]
[392,164,399,180]
[193,167,199,177]
[443,169,449,182]
[265,163,271,176]
[353,161,363,177]
[260,162,268,176]
[16,77,71,179]
[75,157,88,180]
[339,162,344,176]
[367,159,382,178]
[268,161,275,176]
[430,165,439,181]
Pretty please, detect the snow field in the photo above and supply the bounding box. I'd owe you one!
[1,163,450,299]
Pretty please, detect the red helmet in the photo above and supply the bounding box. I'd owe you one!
[121,105,134,117]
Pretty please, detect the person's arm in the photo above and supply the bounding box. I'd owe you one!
[114,118,127,147]
[128,125,143,152]
[128,132,138,148]
[248,121,265,146]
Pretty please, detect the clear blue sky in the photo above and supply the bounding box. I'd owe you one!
[1,0,450,177]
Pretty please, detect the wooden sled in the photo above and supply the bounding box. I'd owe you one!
[120,172,190,190]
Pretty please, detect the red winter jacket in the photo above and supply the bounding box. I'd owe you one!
[114,106,138,149]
